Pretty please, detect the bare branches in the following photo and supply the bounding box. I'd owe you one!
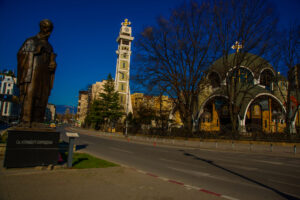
[134,1,216,131]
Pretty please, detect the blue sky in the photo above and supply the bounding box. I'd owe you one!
[0,0,299,106]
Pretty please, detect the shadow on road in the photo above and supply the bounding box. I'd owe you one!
[58,141,88,152]
[179,150,300,200]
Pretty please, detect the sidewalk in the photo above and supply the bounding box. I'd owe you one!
[0,158,222,200]
[68,127,300,157]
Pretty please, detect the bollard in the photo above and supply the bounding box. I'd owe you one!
[232,141,235,150]
[294,145,296,154]
[215,142,218,149]
[66,132,79,168]
[250,143,253,151]
[270,143,273,152]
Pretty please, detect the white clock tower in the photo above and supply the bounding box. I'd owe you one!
[115,19,134,114]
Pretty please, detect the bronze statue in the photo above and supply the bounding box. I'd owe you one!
[17,19,57,127]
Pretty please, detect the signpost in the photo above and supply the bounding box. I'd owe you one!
[66,132,79,168]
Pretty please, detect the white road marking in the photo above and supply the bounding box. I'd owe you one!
[251,159,283,165]
[167,167,269,190]
[160,158,205,168]
[145,148,169,153]
[168,167,211,177]
[269,179,300,188]
[184,184,200,190]
[109,147,133,154]
[157,177,169,181]
[222,195,240,200]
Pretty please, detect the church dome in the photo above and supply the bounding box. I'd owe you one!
[208,53,275,80]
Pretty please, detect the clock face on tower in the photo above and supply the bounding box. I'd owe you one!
[125,27,129,32]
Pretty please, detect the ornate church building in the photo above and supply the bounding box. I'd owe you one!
[196,50,299,134]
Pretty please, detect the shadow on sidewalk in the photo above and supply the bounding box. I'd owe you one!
[179,150,300,200]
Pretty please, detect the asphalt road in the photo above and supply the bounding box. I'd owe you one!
[60,127,300,200]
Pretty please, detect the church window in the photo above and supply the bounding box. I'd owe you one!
[260,69,274,90]
[229,67,254,84]
[208,72,221,88]
[123,62,126,68]
[121,84,124,91]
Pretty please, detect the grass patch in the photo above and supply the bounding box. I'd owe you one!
[70,153,118,169]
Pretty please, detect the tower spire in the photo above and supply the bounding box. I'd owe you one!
[115,19,134,114]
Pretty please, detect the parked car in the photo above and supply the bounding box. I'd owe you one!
[50,123,56,128]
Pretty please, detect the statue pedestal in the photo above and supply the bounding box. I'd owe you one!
[3,127,60,168]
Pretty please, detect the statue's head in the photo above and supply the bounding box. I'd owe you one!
[38,19,54,40]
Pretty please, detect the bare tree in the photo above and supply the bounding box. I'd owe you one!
[272,24,300,134]
[212,0,279,135]
[134,1,216,133]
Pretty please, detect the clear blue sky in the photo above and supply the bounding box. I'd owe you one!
[0,0,299,106]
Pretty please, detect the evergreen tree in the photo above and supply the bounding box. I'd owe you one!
[86,74,123,130]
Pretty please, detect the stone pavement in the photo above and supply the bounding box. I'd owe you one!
[0,158,223,200]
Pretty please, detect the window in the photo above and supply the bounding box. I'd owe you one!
[4,102,8,114]
[208,72,221,88]
[121,84,124,91]
[123,62,126,68]
[122,53,127,59]
[265,120,267,128]
[122,40,129,45]
[260,69,274,90]
[3,83,6,93]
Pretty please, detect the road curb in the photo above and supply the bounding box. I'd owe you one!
[123,165,239,200]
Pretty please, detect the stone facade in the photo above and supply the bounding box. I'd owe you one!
[131,93,175,127]
[77,91,89,126]
[91,80,106,101]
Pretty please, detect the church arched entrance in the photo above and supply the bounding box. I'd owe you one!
[245,95,286,133]
[199,96,232,132]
